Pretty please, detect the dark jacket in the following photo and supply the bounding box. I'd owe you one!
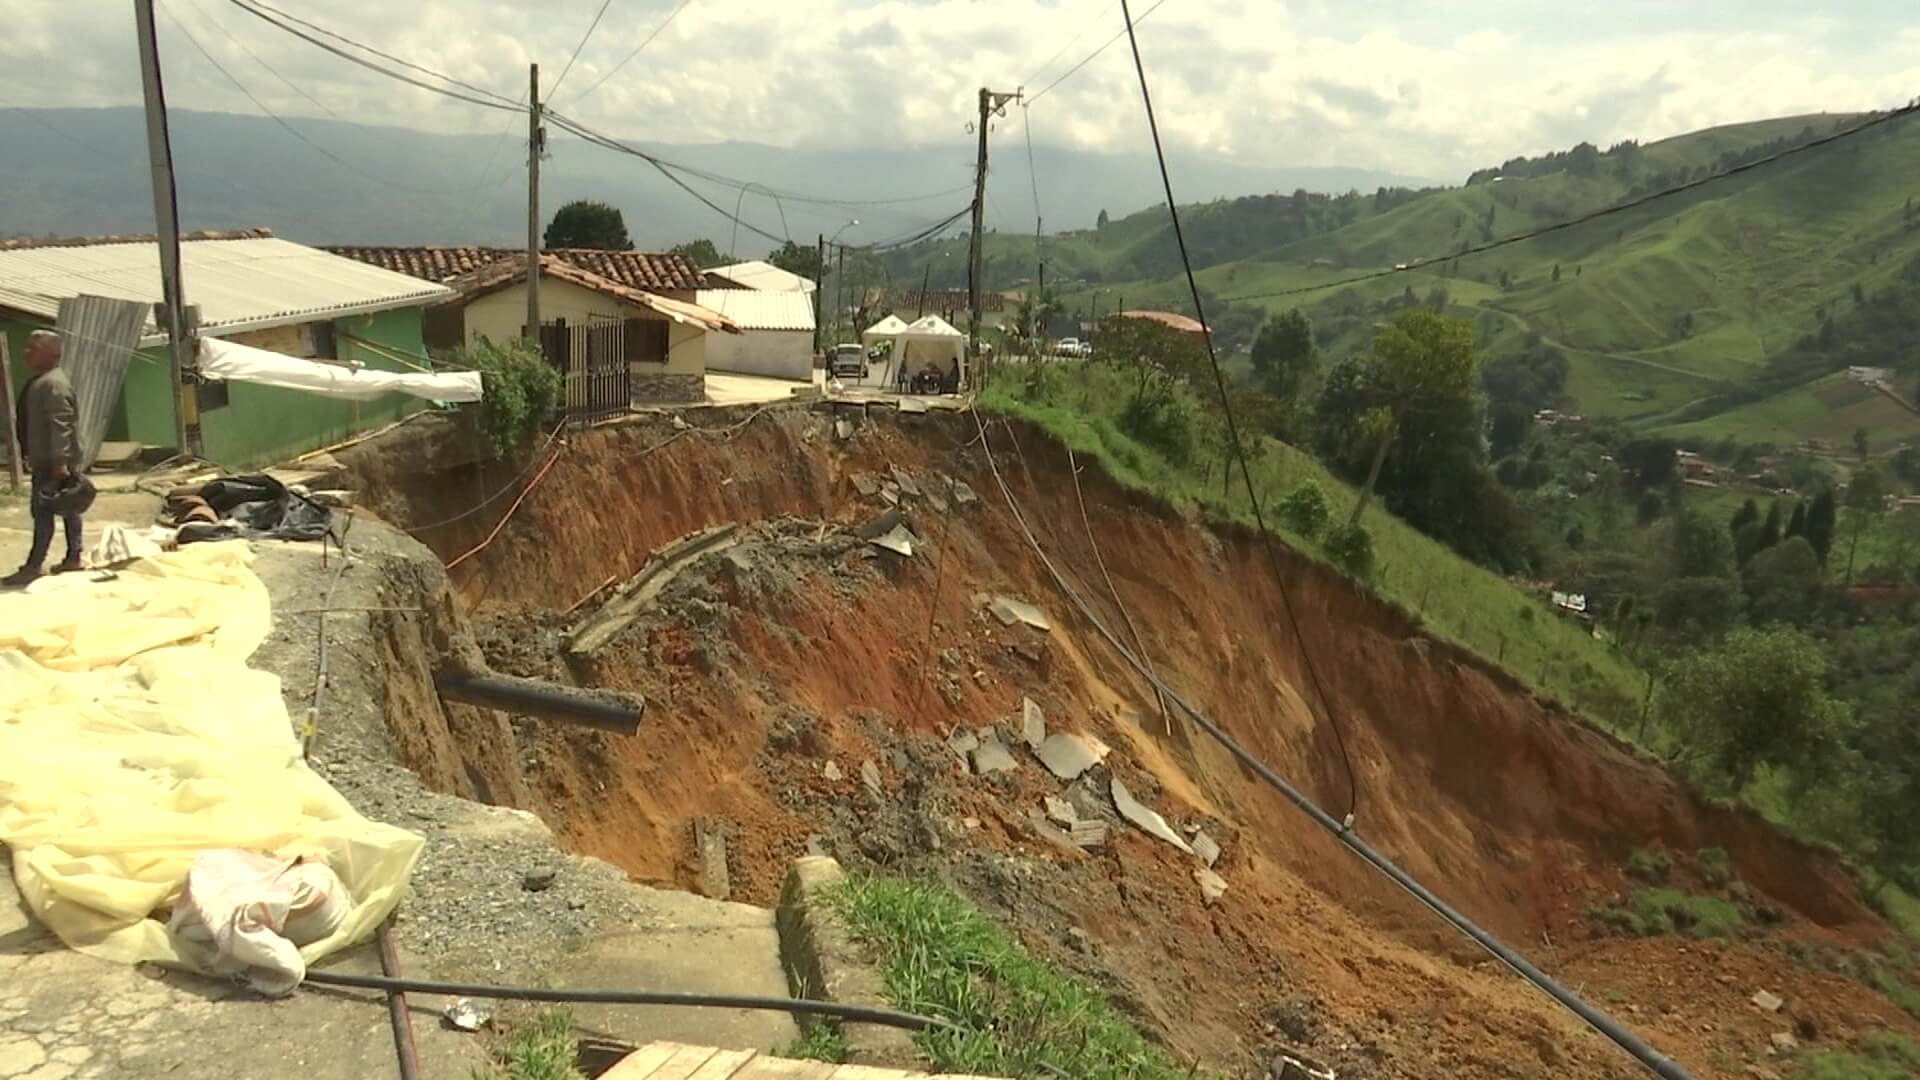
[23,367,82,474]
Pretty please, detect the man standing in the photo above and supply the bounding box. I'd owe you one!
[5,330,86,585]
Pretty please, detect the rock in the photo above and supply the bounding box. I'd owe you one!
[1067,820,1108,849]
[970,733,1019,775]
[1044,796,1077,827]
[1770,1032,1799,1054]
[962,817,981,829]
[1036,733,1103,781]
[880,487,900,506]
[866,524,916,557]
[1067,927,1090,952]
[443,998,491,1032]
[891,748,910,772]
[1193,830,1222,867]
[835,419,853,440]
[1020,696,1047,748]
[851,473,881,497]
[1751,989,1784,1013]
[987,595,1052,632]
[1111,777,1194,854]
[947,728,981,764]
[1195,867,1228,903]
[860,760,883,795]
[890,465,921,497]
[693,818,731,900]
[951,479,979,506]
[823,761,844,782]
[521,868,557,892]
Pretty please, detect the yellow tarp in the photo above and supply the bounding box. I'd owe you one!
[0,541,422,970]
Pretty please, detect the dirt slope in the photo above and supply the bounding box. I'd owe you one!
[353,408,1918,1080]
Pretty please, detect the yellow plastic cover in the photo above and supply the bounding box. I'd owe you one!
[0,541,423,971]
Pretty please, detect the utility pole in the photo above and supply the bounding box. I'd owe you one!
[526,63,543,342]
[133,0,194,457]
[968,86,1021,386]
[834,245,846,346]
[811,233,826,353]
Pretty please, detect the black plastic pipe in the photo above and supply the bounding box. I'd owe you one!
[434,673,641,735]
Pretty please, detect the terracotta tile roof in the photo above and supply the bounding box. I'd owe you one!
[324,245,704,291]
[445,255,738,333]
[0,227,274,251]
[1117,309,1206,334]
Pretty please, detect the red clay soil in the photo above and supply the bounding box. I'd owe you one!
[357,407,1920,1080]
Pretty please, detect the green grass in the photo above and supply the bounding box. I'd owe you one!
[472,1009,583,1080]
[1626,847,1673,884]
[782,1023,848,1064]
[825,875,1194,1079]
[985,364,1650,734]
[1797,1032,1920,1080]
[1589,887,1748,938]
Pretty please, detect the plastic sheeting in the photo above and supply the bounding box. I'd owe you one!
[199,336,483,403]
[0,542,422,975]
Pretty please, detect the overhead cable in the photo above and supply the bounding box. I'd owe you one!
[564,0,698,108]
[1218,98,1920,304]
[549,0,615,99]
[223,0,520,112]
[1025,0,1171,105]
[182,0,337,116]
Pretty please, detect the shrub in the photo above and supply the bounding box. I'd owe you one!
[1325,522,1375,578]
[1698,847,1733,887]
[1589,887,1746,938]
[1627,846,1672,884]
[461,338,564,457]
[1277,481,1332,538]
[1118,393,1197,464]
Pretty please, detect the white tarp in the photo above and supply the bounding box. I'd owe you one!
[199,336,482,403]
[893,314,967,386]
[861,314,909,351]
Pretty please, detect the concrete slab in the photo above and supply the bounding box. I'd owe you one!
[1034,734,1100,781]
[985,596,1050,633]
[1111,778,1195,855]
[968,734,1018,775]
[1018,697,1046,749]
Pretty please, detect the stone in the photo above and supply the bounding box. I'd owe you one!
[823,761,843,781]
[1067,820,1109,849]
[694,818,731,901]
[867,524,915,557]
[889,466,921,497]
[1751,989,1784,1013]
[1019,696,1047,748]
[1044,796,1077,827]
[1193,830,1222,867]
[1036,733,1102,781]
[860,760,883,795]
[988,595,1052,632]
[970,734,1019,775]
[851,473,881,497]
[0,1038,46,1076]
[1111,777,1195,854]
[521,868,558,892]
[879,487,900,506]
[1195,867,1229,903]
[835,419,853,440]
[951,479,979,505]
[1770,1032,1799,1054]
[629,371,703,404]
[962,817,981,829]
[946,728,981,763]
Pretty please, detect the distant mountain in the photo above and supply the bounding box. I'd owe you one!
[0,107,1433,253]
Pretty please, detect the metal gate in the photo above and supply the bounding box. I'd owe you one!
[539,317,629,426]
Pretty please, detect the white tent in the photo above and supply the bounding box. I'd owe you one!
[888,315,967,390]
[861,314,909,351]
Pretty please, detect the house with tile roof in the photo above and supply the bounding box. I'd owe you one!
[324,246,705,296]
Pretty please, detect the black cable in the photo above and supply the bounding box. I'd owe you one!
[223,0,520,112]
[564,0,697,108]
[1219,98,1920,304]
[968,411,1693,1080]
[303,971,946,1031]
[182,0,337,117]
[549,0,614,99]
[1025,0,1171,105]
[1115,0,1359,825]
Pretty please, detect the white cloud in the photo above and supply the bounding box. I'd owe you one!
[0,0,1914,181]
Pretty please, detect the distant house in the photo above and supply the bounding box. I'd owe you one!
[1114,310,1206,335]
[1676,450,1716,480]
[0,229,452,468]
[1847,365,1895,386]
[706,260,818,294]
[694,289,815,381]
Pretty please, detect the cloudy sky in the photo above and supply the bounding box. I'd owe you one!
[4,0,1917,182]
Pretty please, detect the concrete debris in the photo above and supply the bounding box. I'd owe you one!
[1111,777,1195,855]
[1036,733,1103,781]
[1769,1032,1799,1055]
[1751,989,1784,1013]
[851,473,881,497]
[823,761,843,782]
[947,728,981,764]
[693,818,731,901]
[1020,696,1047,748]
[880,486,900,506]
[1068,820,1109,849]
[1044,796,1077,827]
[987,594,1053,632]
[1272,1053,1337,1080]
[950,479,979,506]
[962,817,981,829]
[566,524,741,656]
[851,508,906,539]
[442,998,491,1033]
[521,868,557,892]
[1195,867,1229,903]
[890,466,921,497]
[928,491,950,513]
[860,760,883,795]
[868,524,915,557]
[898,396,930,415]
[671,414,691,430]
[1193,830,1222,867]
[835,419,853,440]
[970,732,1019,775]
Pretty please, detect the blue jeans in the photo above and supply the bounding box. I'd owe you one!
[26,472,83,569]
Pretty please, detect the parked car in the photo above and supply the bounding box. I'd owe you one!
[1053,337,1086,357]
[828,343,867,379]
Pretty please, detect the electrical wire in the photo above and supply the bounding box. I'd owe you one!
[1025,0,1171,105]
[563,0,698,108]
[405,420,568,533]
[549,0,615,99]
[1021,0,1115,90]
[302,970,945,1030]
[1218,98,1920,304]
[1113,0,1358,823]
[967,408,1693,1080]
[181,0,337,116]
[223,0,520,112]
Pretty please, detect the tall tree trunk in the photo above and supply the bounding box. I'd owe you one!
[1348,434,1392,528]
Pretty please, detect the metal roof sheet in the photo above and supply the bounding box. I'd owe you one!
[0,237,452,342]
[707,260,817,293]
[694,289,816,332]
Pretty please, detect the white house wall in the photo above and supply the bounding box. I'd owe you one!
[705,328,813,380]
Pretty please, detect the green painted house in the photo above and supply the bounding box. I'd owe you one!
[1,229,453,469]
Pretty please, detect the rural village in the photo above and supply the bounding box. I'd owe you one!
[6,5,1920,1080]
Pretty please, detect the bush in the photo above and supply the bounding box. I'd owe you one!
[1698,847,1733,887]
[1589,887,1746,938]
[1277,481,1331,538]
[462,338,564,457]
[1019,360,1065,403]
[1325,521,1375,578]
[1118,393,1198,464]
[1627,846,1672,884]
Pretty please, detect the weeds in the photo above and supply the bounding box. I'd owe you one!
[1626,847,1673,884]
[472,1009,583,1080]
[1589,887,1747,938]
[783,1023,848,1064]
[1697,847,1733,887]
[1797,1032,1920,1079]
[825,875,1193,1080]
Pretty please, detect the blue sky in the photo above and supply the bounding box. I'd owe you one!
[4,0,1916,181]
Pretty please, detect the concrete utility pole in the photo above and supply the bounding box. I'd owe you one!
[527,63,543,342]
[812,233,827,353]
[133,0,195,456]
[968,87,1021,386]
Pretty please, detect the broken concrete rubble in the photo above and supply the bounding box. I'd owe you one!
[1751,989,1784,1013]
[860,760,882,795]
[969,731,1019,774]
[949,477,978,505]
[1036,733,1103,781]
[987,594,1053,632]
[889,465,921,497]
[1019,696,1047,748]
[1044,796,1076,828]
[823,761,843,782]
[867,524,915,557]
[851,473,881,497]
[1195,867,1229,903]
[693,818,731,900]
[1111,777,1195,854]
[1193,830,1222,867]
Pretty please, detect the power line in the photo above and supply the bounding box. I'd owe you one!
[564,0,697,108]
[223,0,520,112]
[1219,98,1920,304]
[549,0,615,99]
[1025,0,1171,106]
[1021,0,1115,90]
[183,0,337,116]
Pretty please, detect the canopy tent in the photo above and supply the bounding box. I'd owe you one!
[887,315,967,390]
[861,314,909,351]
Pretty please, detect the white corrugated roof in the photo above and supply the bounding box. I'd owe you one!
[695,289,815,332]
[708,260,817,293]
[0,237,453,343]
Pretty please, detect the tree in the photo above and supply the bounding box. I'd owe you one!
[1667,509,1736,580]
[1729,498,1762,563]
[1636,490,1664,526]
[669,238,724,268]
[768,240,823,280]
[1729,498,1760,539]
[1096,208,1111,229]
[1757,500,1784,555]
[1249,309,1315,401]
[1551,263,1562,283]
[543,199,632,250]
[1787,500,1808,540]
[1854,426,1871,461]
[1843,465,1891,585]
[1743,536,1822,625]
[1894,442,1920,486]
[1659,627,1851,794]
[1806,488,1838,565]
[1618,438,1678,488]
[1488,403,1532,457]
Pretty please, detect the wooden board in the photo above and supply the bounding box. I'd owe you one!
[601,1041,1007,1079]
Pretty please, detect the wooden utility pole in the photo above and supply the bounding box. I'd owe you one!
[968,87,1021,385]
[526,63,543,341]
[133,0,194,456]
